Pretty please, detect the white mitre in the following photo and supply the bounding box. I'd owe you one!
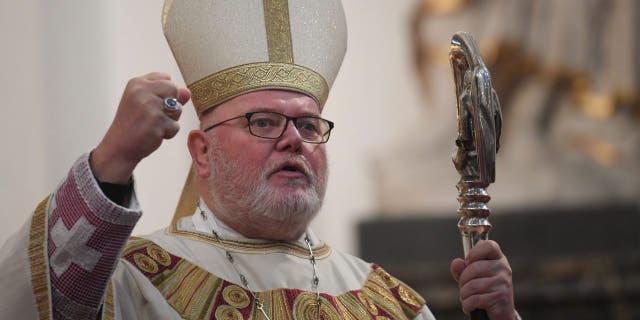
[162,0,348,224]
[162,0,347,115]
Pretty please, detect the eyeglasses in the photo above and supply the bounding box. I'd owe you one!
[203,111,335,144]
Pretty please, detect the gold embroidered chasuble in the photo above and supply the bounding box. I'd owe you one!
[108,209,436,320]
[121,237,426,320]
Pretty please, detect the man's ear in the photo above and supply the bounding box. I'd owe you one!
[188,130,211,179]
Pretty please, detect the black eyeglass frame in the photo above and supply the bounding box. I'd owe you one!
[202,111,335,144]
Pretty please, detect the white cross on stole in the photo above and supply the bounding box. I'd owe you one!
[50,216,103,277]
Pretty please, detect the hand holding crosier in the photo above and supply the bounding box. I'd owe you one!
[450,240,515,320]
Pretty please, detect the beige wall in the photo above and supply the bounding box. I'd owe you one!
[0,1,424,254]
[1,2,48,240]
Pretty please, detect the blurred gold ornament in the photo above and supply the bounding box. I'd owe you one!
[575,91,616,120]
[570,134,619,167]
[422,0,467,15]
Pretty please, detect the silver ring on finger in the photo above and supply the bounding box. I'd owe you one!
[163,97,180,111]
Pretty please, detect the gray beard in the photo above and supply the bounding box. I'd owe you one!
[238,173,323,226]
[206,146,326,228]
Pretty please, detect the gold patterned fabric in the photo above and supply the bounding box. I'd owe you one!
[28,196,52,320]
[122,239,426,320]
[103,282,115,320]
[188,62,329,114]
[263,0,294,64]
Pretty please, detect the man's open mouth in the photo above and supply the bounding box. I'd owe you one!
[271,160,310,179]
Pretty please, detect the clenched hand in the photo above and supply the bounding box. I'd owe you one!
[91,72,191,183]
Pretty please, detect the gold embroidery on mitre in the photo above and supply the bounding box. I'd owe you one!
[188,62,329,114]
[215,304,243,320]
[28,196,52,320]
[147,244,171,266]
[264,0,294,63]
[293,293,340,320]
[223,285,251,309]
[133,253,159,273]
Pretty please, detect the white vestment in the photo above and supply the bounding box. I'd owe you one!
[0,154,436,320]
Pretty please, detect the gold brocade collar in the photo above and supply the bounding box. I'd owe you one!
[166,204,331,259]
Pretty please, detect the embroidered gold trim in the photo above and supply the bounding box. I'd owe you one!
[398,285,422,308]
[215,304,243,320]
[293,293,340,320]
[147,244,171,267]
[166,227,331,259]
[374,266,400,288]
[103,281,115,320]
[358,291,378,315]
[265,290,294,319]
[369,267,426,319]
[28,195,52,320]
[123,240,426,320]
[264,0,294,63]
[335,292,370,320]
[222,285,251,309]
[133,253,159,274]
[156,259,224,316]
[188,62,329,114]
[364,278,404,319]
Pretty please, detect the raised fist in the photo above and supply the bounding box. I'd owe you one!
[91,72,191,183]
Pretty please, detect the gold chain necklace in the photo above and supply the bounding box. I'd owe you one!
[198,202,322,320]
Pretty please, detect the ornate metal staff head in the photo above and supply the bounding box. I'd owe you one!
[450,32,502,187]
[449,31,502,256]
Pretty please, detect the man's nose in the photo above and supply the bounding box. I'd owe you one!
[275,120,303,152]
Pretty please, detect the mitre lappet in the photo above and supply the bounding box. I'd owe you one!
[161,0,348,224]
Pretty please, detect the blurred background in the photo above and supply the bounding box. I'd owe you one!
[1,0,638,319]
